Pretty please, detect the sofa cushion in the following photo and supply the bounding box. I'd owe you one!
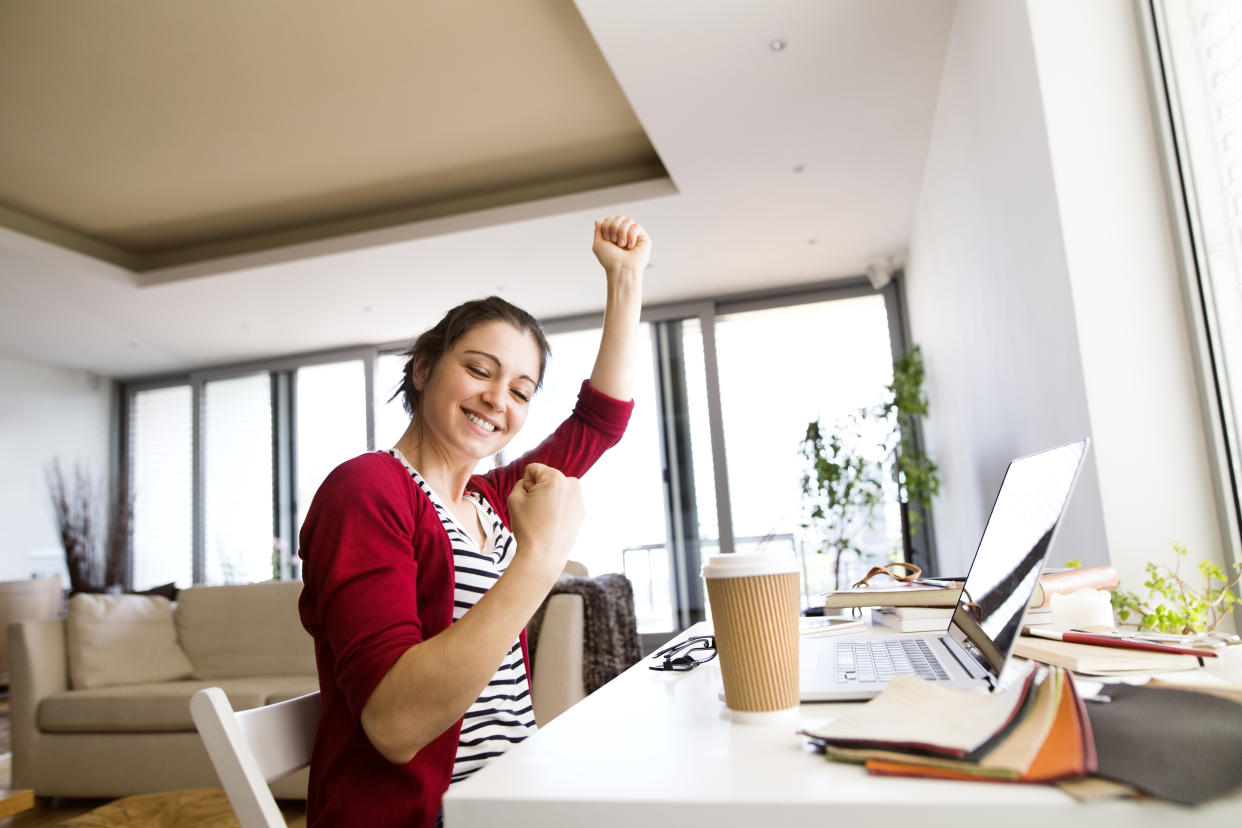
[67,593,195,690]
[38,676,319,733]
[175,581,315,679]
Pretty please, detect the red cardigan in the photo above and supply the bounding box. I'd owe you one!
[298,381,633,828]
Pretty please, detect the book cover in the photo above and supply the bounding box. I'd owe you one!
[823,581,962,609]
[863,667,1096,783]
[799,669,1036,757]
[1012,636,1204,675]
[874,605,955,620]
[823,566,1109,612]
[872,609,950,633]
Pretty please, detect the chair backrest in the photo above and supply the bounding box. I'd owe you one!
[191,687,319,828]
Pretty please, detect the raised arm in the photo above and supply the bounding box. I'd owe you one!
[588,215,651,401]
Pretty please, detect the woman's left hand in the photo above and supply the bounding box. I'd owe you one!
[593,215,652,275]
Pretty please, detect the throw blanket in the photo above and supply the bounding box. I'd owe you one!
[527,573,640,694]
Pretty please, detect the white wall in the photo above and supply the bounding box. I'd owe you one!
[907,0,1231,624]
[0,354,113,582]
[905,0,1109,576]
[1025,0,1229,606]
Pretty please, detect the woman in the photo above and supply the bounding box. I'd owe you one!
[298,216,650,827]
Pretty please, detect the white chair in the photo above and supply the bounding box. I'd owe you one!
[190,687,320,828]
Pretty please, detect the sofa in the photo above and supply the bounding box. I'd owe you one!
[0,575,64,687]
[8,569,611,798]
[9,580,317,799]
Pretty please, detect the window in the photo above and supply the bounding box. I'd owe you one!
[375,352,410,451]
[295,360,368,539]
[202,373,274,585]
[1152,0,1242,546]
[129,385,193,590]
[713,296,900,605]
[121,282,913,634]
[505,324,674,632]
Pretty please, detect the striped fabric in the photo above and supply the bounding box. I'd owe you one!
[386,450,536,784]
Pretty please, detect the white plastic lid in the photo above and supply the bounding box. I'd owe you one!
[701,553,799,579]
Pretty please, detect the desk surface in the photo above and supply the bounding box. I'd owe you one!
[444,622,1242,828]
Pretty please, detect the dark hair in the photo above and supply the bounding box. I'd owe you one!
[390,296,551,417]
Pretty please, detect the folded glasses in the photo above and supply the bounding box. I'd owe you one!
[851,562,923,588]
[648,635,717,672]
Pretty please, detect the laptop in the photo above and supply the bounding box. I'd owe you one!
[800,438,1090,702]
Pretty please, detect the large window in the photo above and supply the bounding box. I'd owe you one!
[129,385,193,590]
[295,360,368,540]
[375,352,410,451]
[506,324,674,632]
[714,296,900,604]
[202,373,274,585]
[1152,0,1242,550]
[122,282,912,638]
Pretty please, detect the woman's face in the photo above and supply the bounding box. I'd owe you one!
[416,319,542,462]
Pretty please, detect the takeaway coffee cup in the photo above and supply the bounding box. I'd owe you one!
[702,553,801,723]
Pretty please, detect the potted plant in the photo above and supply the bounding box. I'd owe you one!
[799,413,887,590]
[1109,543,1240,634]
[882,346,940,565]
[799,346,940,589]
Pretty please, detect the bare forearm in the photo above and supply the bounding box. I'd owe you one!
[360,558,558,764]
[589,267,644,400]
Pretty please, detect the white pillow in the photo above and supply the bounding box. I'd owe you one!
[67,593,195,690]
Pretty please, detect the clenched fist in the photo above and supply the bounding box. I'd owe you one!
[593,215,652,275]
[506,463,585,583]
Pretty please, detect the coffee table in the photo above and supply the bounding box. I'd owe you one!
[0,788,35,819]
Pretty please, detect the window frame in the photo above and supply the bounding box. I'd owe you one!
[1141,0,1242,562]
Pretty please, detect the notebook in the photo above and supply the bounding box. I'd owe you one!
[800,439,1090,701]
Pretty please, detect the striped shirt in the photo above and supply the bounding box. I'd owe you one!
[387,450,536,784]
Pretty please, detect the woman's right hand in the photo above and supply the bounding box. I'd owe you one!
[506,463,585,582]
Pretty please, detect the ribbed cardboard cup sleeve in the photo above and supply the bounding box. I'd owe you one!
[705,571,800,714]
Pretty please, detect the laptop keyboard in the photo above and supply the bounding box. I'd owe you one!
[835,639,951,684]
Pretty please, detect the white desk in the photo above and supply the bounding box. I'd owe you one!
[444,622,1242,827]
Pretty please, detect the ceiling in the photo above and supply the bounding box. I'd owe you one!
[0,0,957,379]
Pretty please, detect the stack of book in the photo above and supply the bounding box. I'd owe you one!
[823,566,1119,633]
[801,665,1097,784]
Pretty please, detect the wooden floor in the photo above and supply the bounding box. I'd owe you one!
[0,694,306,827]
[0,756,307,827]
[0,798,307,827]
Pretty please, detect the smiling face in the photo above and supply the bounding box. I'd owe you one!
[413,319,542,463]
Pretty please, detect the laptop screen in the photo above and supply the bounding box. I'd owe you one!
[946,439,1089,680]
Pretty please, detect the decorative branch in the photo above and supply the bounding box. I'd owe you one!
[46,459,132,594]
[47,459,101,593]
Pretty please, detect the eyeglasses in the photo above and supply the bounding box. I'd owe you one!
[648,635,717,672]
[851,562,923,588]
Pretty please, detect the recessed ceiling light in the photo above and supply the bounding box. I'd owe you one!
[770,38,787,52]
